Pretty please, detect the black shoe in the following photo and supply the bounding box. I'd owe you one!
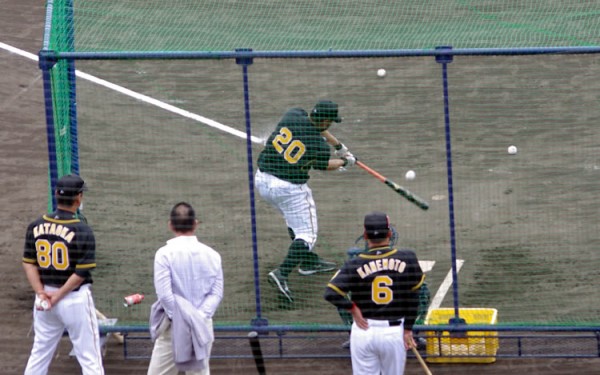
[298,259,336,275]
[268,269,294,302]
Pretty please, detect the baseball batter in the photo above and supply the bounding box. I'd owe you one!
[255,100,356,302]
[324,211,425,375]
[255,99,355,302]
[22,174,104,375]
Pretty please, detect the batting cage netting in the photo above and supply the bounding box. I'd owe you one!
[41,0,598,352]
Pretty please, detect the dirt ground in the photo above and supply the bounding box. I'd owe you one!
[1,0,599,374]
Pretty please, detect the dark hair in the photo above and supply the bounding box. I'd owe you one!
[56,194,78,206]
[170,202,196,232]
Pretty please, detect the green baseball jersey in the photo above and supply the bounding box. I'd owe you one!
[257,107,331,184]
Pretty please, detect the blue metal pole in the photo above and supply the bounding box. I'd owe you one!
[435,46,464,325]
[39,50,59,211]
[236,49,268,327]
[41,1,56,211]
[58,45,600,61]
[66,0,80,174]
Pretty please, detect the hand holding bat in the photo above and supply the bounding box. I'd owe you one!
[341,153,357,168]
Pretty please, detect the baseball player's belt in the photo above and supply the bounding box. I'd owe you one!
[369,318,403,326]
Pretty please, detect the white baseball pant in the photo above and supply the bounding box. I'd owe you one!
[25,284,104,375]
[350,319,408,375]
[254,169,318,250]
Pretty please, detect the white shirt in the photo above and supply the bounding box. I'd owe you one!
[154,235,224,319]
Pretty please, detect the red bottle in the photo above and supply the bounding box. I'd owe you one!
[124,293,144,307]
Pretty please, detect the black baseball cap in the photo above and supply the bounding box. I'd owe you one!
[311,100,342,123]
[364,211,391,239]
[55,174,87,197]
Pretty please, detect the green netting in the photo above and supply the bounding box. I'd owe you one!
[50,61,72,174]
[41,1,600,328]
[45,0,76,210]
[44,0,600,52]
[43,56,598,327]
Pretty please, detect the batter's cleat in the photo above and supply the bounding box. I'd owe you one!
[298,259,336,275]
[268,269,294,303]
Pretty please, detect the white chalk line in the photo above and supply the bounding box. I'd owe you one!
[0,41,263,144]
[429,259,465,311]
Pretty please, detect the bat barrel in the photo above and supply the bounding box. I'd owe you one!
[248,331,267,375]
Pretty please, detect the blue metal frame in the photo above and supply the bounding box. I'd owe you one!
[40,1,58,210]
[235,48,269,328]
[101,323,600,335]
[100,324,600,359]
[40,0,80,211]
[56,46,600,60]
[39,50,59,211]
[40,36,600,341]
[435,46,465,327]
[66,0,80,175]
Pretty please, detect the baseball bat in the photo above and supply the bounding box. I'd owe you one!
[356,161,429,210]
[248,331,267,375]
[411,346,433,375]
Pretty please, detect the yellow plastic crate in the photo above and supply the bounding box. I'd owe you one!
[424,308,499,364]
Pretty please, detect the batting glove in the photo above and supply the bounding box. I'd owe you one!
[341,153,357,168]
[334,143,350,158]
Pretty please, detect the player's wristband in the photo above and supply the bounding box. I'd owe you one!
[341,157,348,167]
[334,143,343,151]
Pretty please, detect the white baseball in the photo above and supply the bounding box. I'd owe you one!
[508,145,518,155]
[405,170,416,180]
[377,68,386,77]
[35,297,50,310]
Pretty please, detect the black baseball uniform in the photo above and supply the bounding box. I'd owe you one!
[23,174,103,374]
[325,244,424,375]
[23,210,96,286]
[325,245,424,328]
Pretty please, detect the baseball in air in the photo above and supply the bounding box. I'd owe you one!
[405,170,416,180]
[508,145,518,155]
[377,68,386,77]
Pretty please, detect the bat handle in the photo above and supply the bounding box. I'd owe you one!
[411,346,433,375]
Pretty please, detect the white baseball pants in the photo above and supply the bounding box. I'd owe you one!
[350,319,408,375]
[25,284,104,375]
[255,169,318,250]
